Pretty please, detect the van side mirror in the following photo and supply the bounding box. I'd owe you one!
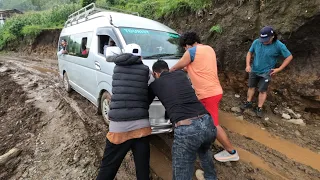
[104,46,122,58]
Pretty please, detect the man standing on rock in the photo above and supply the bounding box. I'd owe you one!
[149,60,217,180]
[170,32,239,163]
[241,26,293,117]
[96,44,151,180]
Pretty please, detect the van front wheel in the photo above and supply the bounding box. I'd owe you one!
[101,91,111,125]
[63,72,72,93]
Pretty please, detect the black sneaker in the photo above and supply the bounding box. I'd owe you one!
[255,107,263,118]
[240,101,253,110]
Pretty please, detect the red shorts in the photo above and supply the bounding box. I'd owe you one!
[200,94,223,126]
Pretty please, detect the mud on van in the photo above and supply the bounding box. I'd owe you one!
[57,3,182,134]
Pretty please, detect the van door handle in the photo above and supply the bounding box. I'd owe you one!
[95,61,101,70]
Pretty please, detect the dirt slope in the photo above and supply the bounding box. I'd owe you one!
[162,0,320,119]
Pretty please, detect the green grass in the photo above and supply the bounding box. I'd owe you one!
[99,0,212,19]
[210,24,223,34]
[0,3,80,49]
[0,0,213,49]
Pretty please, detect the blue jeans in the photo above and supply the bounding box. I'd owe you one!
[172,114,217,180]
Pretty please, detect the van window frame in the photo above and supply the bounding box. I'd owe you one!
[97,27,123,57]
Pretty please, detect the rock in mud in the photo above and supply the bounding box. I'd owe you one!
[195,169,205,180]
[285,108,301,119]
[295,130,302,136]
[244,109,256,117]
[0,148,21,166]
[287,119,306,126]
[0,67,11,73]
[264,117,270,121]
[282,113,291,120]
[236,116,244,120]
[231,107,241,113]
[294,113,302,119]
[273,107,280,114]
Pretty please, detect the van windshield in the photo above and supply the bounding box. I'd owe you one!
[120,28,183,59]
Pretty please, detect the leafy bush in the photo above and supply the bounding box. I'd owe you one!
[21,25,43,37]
[0,4,80,49]
[81,0,96,7]
[107,0,212,19]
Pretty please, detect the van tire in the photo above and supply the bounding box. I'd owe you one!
[101,91,111,125]
[63,72,72,93]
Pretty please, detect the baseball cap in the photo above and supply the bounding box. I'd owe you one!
[259,26,274,43]
[124,43,141,56]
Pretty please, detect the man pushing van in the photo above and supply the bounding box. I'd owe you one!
[96,44,151,180]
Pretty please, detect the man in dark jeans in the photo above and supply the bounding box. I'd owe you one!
[149,60,217,180]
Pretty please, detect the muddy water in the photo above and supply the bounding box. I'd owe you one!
[150,144,173,180]
[31,66,59,75]
[233,146,288,179]
[219,111,320,172]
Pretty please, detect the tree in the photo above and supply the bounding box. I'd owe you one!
[81,0,96,7]
[106,0,115,5]
[31,0,45,10]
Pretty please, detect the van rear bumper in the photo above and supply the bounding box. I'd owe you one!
[149,100,172,134]
[150,120,172,134]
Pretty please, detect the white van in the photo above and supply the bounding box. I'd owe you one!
[57,3,182,134]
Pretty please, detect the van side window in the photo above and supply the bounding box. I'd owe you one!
[81,37,89,58]
[98,35,117,56]
[68,32,92,58]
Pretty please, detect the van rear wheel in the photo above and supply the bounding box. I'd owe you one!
[63,72,72,93]
[101,91,111,125]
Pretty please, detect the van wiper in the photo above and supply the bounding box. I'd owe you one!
[144,53,179,59]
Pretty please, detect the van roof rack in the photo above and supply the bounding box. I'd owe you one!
[64,3,139,27]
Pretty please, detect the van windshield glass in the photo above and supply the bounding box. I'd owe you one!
[120,28,183,59]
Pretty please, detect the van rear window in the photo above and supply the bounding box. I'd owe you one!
[120,28,183,59]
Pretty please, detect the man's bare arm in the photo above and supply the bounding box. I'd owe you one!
[245,52,252,73]
[170,51,191,72]
[271,55,293,75]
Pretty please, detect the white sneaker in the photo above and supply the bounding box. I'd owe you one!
[214,150,240,162]
[195,169,205,180]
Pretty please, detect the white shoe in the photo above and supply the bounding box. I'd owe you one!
[195,169,205,180]
[214,150,240,162]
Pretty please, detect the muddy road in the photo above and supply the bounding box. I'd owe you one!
[0,54,319,180]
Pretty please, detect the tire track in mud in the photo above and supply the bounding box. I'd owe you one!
[0,58,140,179]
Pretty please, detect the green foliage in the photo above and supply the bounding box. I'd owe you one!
[105,0,212,19]
[0,0,80,11]
[0,4,80,49]
[31,0,45,10]
[106,0,115,5]
[81,0,96,7]
[21,25,43,37]
[210,24,222,34]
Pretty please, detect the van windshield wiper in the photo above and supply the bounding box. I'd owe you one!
[144,53,180,59]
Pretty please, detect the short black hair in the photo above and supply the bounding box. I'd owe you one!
[272,31,278,42]
[179,31,201,47]
[152,60,169,73]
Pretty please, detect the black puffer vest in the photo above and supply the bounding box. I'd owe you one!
[108,53,150,121]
